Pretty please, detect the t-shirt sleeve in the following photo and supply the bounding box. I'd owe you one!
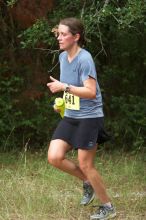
[79,58,97,82]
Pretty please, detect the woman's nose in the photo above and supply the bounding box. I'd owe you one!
[57,34,61,40]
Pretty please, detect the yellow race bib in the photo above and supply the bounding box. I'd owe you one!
[63,92,80,110]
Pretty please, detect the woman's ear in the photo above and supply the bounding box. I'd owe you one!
[74,33,80,43]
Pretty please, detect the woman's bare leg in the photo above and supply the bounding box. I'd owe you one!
[78,146,111,204]
[48,139,87,181]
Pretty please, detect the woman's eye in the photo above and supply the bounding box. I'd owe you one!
[58,32,70,37]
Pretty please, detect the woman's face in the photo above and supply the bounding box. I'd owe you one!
[57,24,79,51]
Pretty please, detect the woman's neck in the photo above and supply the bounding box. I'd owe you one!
[67,45,81,63]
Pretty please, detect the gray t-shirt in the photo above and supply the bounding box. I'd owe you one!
[59,48,104,119]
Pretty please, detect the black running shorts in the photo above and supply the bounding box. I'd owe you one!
[51,117,110,150]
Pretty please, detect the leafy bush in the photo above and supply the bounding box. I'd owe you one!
[0,67,59,151]
[0,72,23,150]
[18,19,56,49]
[105,95,146,151]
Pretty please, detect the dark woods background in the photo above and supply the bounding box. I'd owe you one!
[0,0,146,152]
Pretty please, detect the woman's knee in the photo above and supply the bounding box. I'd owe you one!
[48,142,65,167]
[78,148,96,175]
[79,162,92,175]
[48,150,63,167]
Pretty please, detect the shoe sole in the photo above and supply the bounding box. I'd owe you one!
[81,192,95,206]
[90,212,116,220]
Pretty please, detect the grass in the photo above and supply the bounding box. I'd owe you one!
[0,149,146,220]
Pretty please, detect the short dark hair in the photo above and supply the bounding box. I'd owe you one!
[59,17,85,47]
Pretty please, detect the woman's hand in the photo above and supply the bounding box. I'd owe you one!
[53,105,61,113]
[47,76,65,93]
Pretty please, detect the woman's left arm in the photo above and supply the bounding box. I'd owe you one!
[69,77,96,99]
[47,76,96,99]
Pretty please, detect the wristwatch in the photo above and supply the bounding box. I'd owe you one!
[64,84,70,93]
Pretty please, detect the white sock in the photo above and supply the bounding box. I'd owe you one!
[84,180,90,185]
[104,202,112,208]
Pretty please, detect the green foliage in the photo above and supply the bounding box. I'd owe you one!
[0,63,59,151]
[0,71,23,150]
[115,0,146,29]
[107,95,146,151]
[18,19,56,48]
[0,0,146,151]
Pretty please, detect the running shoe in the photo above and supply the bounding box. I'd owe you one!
[80,182,95,206]
[90,205,116,220]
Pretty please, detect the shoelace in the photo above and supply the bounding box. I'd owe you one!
[96,206,107,215]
